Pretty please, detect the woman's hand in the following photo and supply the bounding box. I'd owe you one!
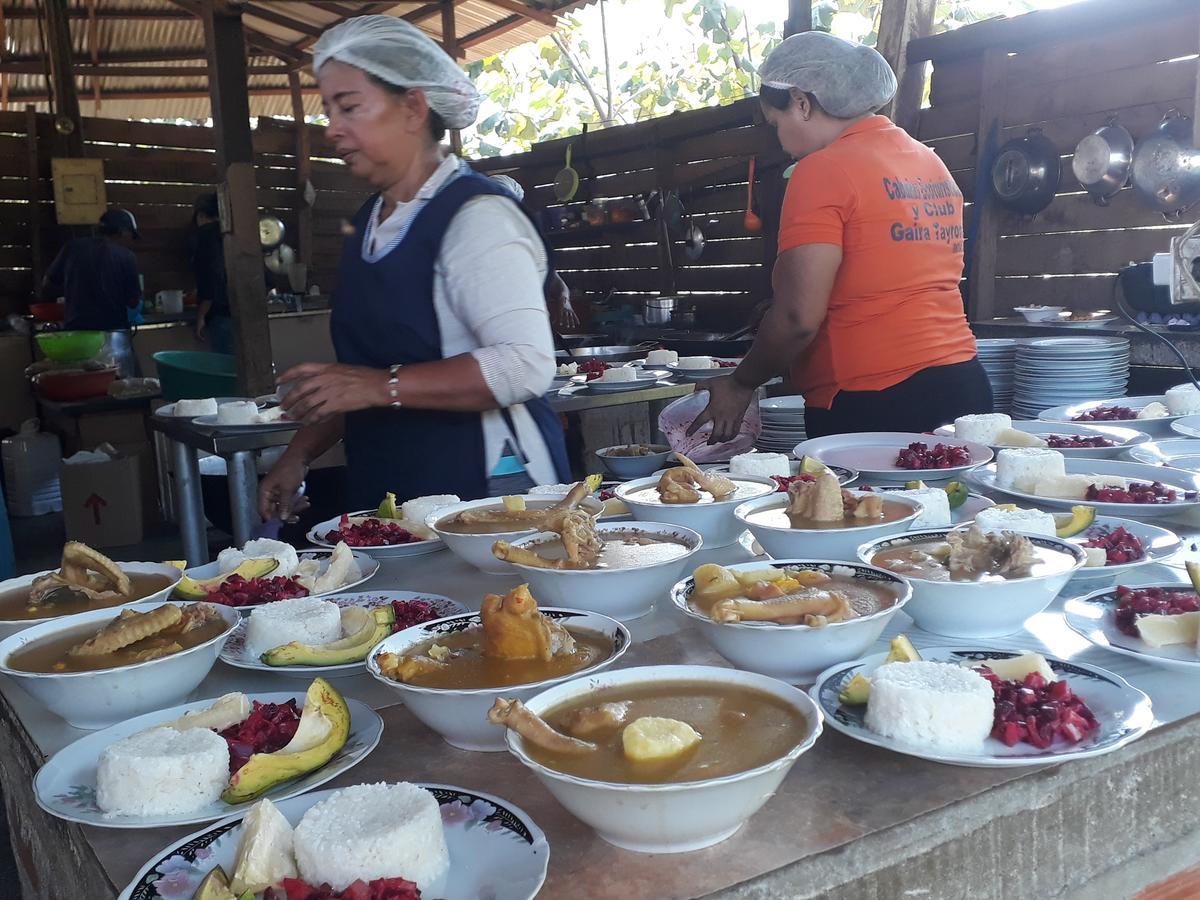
[258,452,309,522]
[686,375,756,445]
[278,363,390,424]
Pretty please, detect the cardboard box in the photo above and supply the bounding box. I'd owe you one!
[60,453,144,548]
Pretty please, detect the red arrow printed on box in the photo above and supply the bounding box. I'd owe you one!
[83,493,107,525]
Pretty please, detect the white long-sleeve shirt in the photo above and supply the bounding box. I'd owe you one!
[365,154,557,483]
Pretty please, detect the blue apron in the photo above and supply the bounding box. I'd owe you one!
[330,170,570,509]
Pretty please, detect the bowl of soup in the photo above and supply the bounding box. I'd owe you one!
[429,493,605,574]
[498,522,703,620]
[615,475,775,549]
[501,664,822,853]
[0,561,182,640]
[368,607,630,751]
[0,601,238,729]
[734,491,922,562]
[858,527,1086,638]
[669,560,912,683]
[595,443,674,479]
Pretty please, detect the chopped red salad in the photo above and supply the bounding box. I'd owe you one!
[977,668,1098,749]
[218,699,301,773]
[204,573,309,607]
[265,877,421,900]
[577,360,610,380]
[1072,405,1137,422]
[894,442,970,470]
[1114,585,1200,637]
[1081,526,1144,565]
[391,598,441,631]
[1085,481,1195,504]
[325,514,421,547]
[770,473,815,492]
[1045,434,1116,449]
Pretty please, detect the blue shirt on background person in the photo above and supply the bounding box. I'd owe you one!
[42,209,142,331]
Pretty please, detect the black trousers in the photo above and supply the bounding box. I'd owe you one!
[804,358,994,439]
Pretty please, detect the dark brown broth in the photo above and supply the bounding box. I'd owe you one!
[0,573,172,622]
[871,540,1075,582]
[436,500,576,535]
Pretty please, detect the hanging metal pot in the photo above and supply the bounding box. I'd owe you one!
[1131,110,1200,219]
[258,214,286,249]
[990,127,1061,215]
[1071,116,1133,206]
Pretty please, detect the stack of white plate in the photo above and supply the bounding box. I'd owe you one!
[756,396,805,452]
[1011,336,1130,419]
[976,338,1018,414]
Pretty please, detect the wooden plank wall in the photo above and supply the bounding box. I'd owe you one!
[914,2,1200,319]
[0,110,366,317]
[475,98,788,332]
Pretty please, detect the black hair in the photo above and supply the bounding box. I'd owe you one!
[364,73,448,142]
[194,192,219,219]
[759,85,830,117]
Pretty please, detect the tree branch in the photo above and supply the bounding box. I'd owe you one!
[551,32,619,126]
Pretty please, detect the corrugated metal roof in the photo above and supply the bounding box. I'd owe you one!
[0,0,590,120]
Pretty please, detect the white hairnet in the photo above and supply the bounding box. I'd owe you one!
[313,15,481,130]
[759,32,896,119]
[489,174,524,201]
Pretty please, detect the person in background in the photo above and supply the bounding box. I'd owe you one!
[689,32,989,443]
[488,173,580,333]
[191,193,234,355]
[258,16,570,520]
[42,208,142,331]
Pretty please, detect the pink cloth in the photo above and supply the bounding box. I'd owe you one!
[658,390,761,463]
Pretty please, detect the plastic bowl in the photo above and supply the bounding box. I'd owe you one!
[595,444,674,479]
[33,368,117,401]
[152,351,237,402]
[29,303,65,323]
[35,330,104,362]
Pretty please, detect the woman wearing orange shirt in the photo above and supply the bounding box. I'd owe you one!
[691,32,990,443]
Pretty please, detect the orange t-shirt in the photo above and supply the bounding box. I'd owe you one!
[777,115,976,409]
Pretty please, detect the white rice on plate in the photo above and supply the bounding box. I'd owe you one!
[243,597,342,659]
[400,495,460,529]
[217,400,259,425]
[995,448,1065,493]
[96,726,229,817]
[974,507,1057,537]
[218,538,300,577]
[646,349,678,366]
[1166,384,1200,416]
[953,413,1011,445]
[864,661,993,753]
[729,452,790,479]
[596,366,636,383]
[677,356,715,369]
[174,397,218,417]
[878,487,950,528]
[293,782,450,892]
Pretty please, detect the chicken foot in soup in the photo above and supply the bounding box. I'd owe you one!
[67,604,182,656]
[657,454,737,504]
[29,542,132,605]
[482,584,576,661]
[947,525,1038,580]
[711,587,855,626]
[488,697,597,755]
[456,482,591,526]
[492,509,602,570]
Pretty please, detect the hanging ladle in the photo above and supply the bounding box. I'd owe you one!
[743,156,763,234]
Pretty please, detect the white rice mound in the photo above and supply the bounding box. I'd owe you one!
[1166,384,1200,416]
[677,355,715,369]
[864,661,993,753]
[174,397,218,417]
[995,448,1065,492]
[597,366,636,383]
[879,488,950,528]
[954,413,1011,445]
[96,726,229,818]
[294,782,450,892]
[729,452,790,478]
[243,597,342,659]
[645,349,678,366]
[974,507,1057,537]
[217,400,258,425]
[401,495,460,528]
[218,538,300,577]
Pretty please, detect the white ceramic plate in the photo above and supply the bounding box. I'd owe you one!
[191,413,297,433]
[219,591,466,676]
[665,359,741,380]
[1170,414,1200,440]
[811,647,1153,768]
[118,784,549,900]
[154,397,244,419]
[36,691,384,830]
[1063,516,1181,582]
[967,458,1200,518]
[1038,396,1181,433]
[572,369,671,393]
[179,548,380,609]
[1064,583,1200,671]
[1129,438,1200,470]
[934,421,1147,459]
[705,459,859,486]
[795,432,993,482]
[308,510,445,559]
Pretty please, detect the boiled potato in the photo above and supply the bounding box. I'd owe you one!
[691,564,741,600]
[622,716,701,762]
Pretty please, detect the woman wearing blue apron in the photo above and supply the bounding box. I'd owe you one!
[258,16,569,519]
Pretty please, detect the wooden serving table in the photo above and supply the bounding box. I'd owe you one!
[8,512,1200,899]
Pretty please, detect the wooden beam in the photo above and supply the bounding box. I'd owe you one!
[202,2,274,395]
[289,69,313,270]
[479,0,555,26]
[25,105,42,288]
[243,4,324,39]
[10,86,319,103]
[2,7,193,19]
[458,13,528,50]
[441,0,462,60]
[785,0,811,37]
[291,1,399,54]
[85,0,102,114]
[43,0,84,155]
[0,62,291,77]
[165,0,310,65]
[876,0,936,135]
[965,48,1007,323]
[6,49,211,65]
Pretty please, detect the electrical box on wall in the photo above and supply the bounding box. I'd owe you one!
[51,158,107,225]
[1170,234,1200,305]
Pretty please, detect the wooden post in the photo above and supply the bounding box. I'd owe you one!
[876,0,937,135]
[42,0,84,155]
[785,0,812,37]
[442,1,462,152]
[202,2,274,394]
[288,70,313,270]
[25,105,42,289]
[965,48,1006,323]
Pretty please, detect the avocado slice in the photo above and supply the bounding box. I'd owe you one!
[192,866,236,900]
[174,558,280,600]
[262,606,396,667]
[944,481,969,510]
[221,678,350,804]
[376,491,400,519]
[1054,505,1096,538]
[838,673,871,705]
[903,479,927,490]
[885,634,922,664]
[1187,560,1200,594]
